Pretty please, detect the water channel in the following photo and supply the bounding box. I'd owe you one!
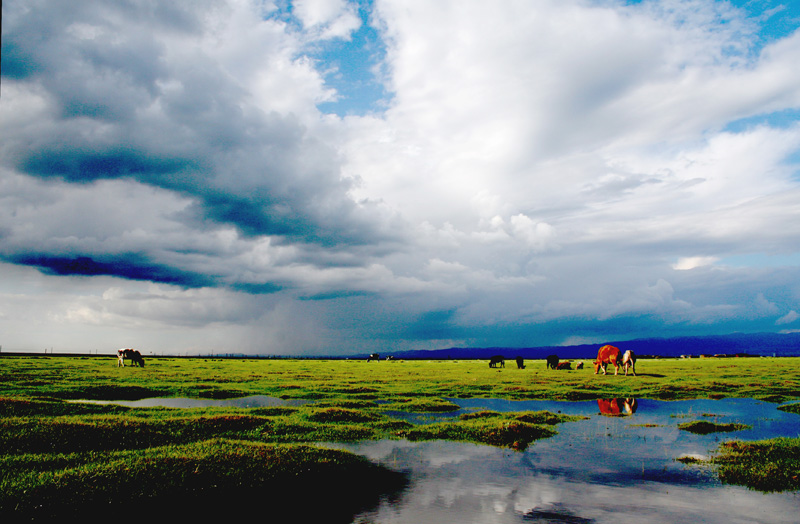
[78,396,800,523]
[333,398,800,524]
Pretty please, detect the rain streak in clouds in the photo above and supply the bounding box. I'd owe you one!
[1,0,799,355]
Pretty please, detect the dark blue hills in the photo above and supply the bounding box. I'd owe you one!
[376,332,800,361]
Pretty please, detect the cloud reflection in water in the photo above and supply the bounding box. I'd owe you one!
[339,398,800,524]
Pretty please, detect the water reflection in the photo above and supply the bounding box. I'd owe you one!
[71,395,800,523]
[597,398,637,416]
[71,395,308,408]
[335,398,800,524]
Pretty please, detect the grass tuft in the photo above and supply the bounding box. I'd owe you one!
[712,438,800,492]
[677,420,751,434]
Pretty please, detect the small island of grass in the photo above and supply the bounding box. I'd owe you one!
[677,420,751,434]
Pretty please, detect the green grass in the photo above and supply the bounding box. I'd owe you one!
[712,438,800,492]
[4,355,799,403]
[0,439,407,519]
[400,409,585,450]
[778,402,800,415]
[2,355,799,512]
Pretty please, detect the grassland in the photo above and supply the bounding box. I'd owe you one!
[2,355,799,516]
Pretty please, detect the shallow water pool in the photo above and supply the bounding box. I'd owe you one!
[332,398,800,524]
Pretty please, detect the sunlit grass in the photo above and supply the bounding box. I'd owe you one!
[2,354,799,512]
[3,356,799,403]
[713,438,800,492]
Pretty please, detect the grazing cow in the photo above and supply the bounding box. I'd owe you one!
[515,356,525,369]
[593,345,622,375]
[597,398,638,416]
[367,353,380,362]
[489,355,505,368]
[117,348,145,368]
[555,361,572,370]
[622,350,636,376]
[545,355,559,370]
[575,361,584,370]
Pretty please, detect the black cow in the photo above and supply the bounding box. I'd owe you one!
[489,355,505,368]
[546,354,559,370]
[367,353,380,362]
[515,356,525,369]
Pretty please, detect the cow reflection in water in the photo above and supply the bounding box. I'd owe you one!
[597,398,638,416]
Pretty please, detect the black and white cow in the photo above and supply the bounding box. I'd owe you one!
[117,348,145,367]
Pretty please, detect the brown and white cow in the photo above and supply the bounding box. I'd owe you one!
[622,350,636,376]
[597,398,638,416]
[117,348,145,367]
[593,345,621,375]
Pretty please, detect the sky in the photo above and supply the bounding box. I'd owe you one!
[1,0,800,356]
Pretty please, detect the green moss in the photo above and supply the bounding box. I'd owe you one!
[712,438,800,492]
[778,402,800,415]
[383,397,461,412]
[0,439,407,519]
[401,418,557,450]
[2,356,800,513]
[459,410,503,420]
[400,410,581,450]
[677,420,751,434]
[305,407,378,423]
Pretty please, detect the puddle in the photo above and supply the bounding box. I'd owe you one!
[68,395,800,522]
[71,395,308,408]
[333,398,800,524]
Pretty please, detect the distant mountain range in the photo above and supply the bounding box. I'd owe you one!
[374,332,800,360]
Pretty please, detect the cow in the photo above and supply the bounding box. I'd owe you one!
[597,398,638,416]
[367,353,380,362]
[555,361,572,370]
[545,355,559,370]
[575,361,584,370]
[489,355,505,368]
[117,348,145,368]
[593,345,622,375]
[622,350,636,376]
[515,356,525,369]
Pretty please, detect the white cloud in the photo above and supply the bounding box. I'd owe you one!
[2,0,800,354]
[293,0,361,39]
[777,310,799,325]
[673,257,720,271]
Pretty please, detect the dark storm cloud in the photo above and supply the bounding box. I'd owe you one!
[1,0,392,263]
[3,253,215,288]
[21,146,196,183]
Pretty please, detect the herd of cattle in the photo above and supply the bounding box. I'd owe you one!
[486,345,636,376]
[114,344,636,375]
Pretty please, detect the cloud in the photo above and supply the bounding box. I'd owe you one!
[1,0,392,250]
[294,0,361,39]
[2,0,800,354]
[673,257,719,271]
